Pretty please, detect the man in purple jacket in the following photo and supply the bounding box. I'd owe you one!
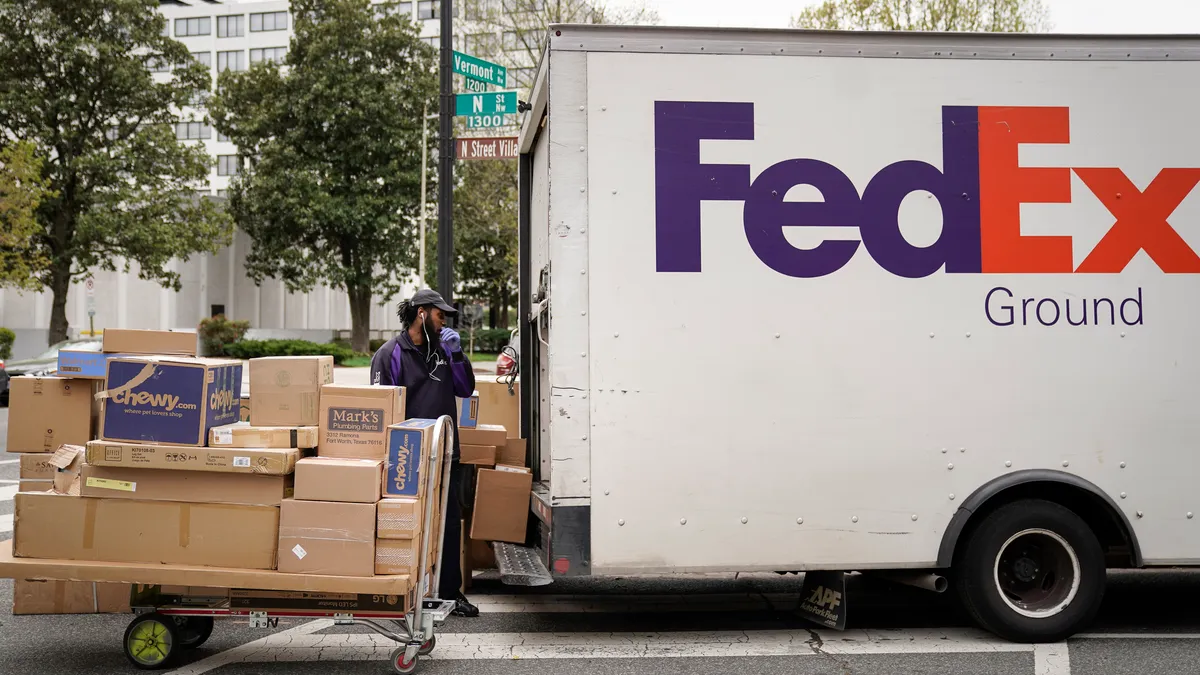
[370,288,478,617]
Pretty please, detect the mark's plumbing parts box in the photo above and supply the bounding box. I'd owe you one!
[318,385,406,460]
[99,357,242,446]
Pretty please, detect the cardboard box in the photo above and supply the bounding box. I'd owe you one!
[49,444,86,495]
[5,377,94,453]
[99,357,242,446]
[12,580,131,615]
[239,397,251,422]
[375,538,418,576]
[318,385,406,460]
[294,458,382,503]
[498,438,528,468]
[56,351,131,379]
[209,423,319,449]
[377,498,420,539]
[86,440,301,476]
[477,380,520,439]
[102,329,197,356]
[468,537,495,570]
[459,424,507,448]
[277,499,376,577]
[80,464,292,506]
[383,419,439,499]
[18,479,51,492]
[460,444,497,466]
[19,453,55,480]
[457,391,479,429]
[250,356,334,427]
[13,492,279,569]
[209,422,319,449]
[470,465,532,544]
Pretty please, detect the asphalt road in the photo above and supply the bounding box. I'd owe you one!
[3,406,1200,675]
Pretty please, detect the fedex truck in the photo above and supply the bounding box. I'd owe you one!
[506,24,1200,643]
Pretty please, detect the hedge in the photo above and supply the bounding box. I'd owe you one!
[224,339,358,365]
[0,327,13,361]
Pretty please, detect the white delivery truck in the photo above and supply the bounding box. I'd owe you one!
[505,24,1200,644]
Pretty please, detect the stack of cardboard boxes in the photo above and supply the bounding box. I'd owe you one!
[6,330,459,613]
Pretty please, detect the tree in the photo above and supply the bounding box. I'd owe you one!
[0,0,233,344]
[791,0,1050,32]
[426,158,518,328]
[0,141,53,291]
[209,0,437,353]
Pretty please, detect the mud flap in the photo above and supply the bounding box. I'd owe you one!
[798,570,848,630]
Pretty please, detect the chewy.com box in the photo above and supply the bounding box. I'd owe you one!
[99,356,243,446]
[383,419,440,499]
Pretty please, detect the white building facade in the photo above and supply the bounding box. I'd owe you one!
[2,0,492,358]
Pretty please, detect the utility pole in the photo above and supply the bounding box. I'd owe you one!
[419,101,427,287]
[436,0,454,308]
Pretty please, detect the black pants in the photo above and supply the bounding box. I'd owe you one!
[437,460,463,598]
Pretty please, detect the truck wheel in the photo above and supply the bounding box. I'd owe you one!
[954,498,1105,643]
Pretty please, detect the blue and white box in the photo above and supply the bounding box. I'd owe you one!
[457,390,479,429]
[383,418,439,498]
[57,351,130,379]
[99,356,243,446]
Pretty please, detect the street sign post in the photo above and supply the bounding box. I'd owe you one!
[452,51,507,88]
[455,136,518,160]
[85,278,96,336]
[456,91,518,116]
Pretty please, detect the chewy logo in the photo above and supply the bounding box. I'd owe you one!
[654,101,1200,278]
[111,389,194,412]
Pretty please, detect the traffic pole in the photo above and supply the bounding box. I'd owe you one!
[436,0,454,316]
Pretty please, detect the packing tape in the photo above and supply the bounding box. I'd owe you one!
[82,499,98,550]
[94,362,156,401]
[179,504,191,548]
[278,526,371,544]
[92,582,98,613]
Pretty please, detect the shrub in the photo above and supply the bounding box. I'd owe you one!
[225,339,357,365]
[198,315,251,356]
[333,337,388,353]
[0,327,14,361]
[467,328,513,353]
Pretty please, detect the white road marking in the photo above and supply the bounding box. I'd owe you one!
[1034,642,1071,675]
[0,459,19,465]
[166,619,334,675]
[0,513,12,534]
[472,592,798,613]
[1076,633,1200,639]
[0,479,19,484]
[0,484,17,502]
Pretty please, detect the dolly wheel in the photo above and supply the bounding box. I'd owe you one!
[174,616,215,649]
[391,645,419,674]
[419,636,436,656]
[124,613,181,670]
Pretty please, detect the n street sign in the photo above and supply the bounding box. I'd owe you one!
[452,51,507,88]
[456,91,517,116]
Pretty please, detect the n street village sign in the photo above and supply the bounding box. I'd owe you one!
[456,136,518,160]
[452,51,507,88]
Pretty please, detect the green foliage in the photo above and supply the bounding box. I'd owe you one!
[198,315,251,356]
[0,0,234,344]
[0,327,14,361]
[468,328,513,353]
[0,141,54,291]
[209,0,437,352]
[225,339,357,364]
[791,0,1050,32]
[334,337,388,353]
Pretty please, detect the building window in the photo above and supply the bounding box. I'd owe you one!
[176,121,212,140]
[175,17,212,37]
[217,155,239,176]
[469,33,499,54]
[146,55,171,73]
[211,304,226,317]
[375,1,413,18]
[250,47,287,65]
[217,15,245,38]
[191,51,212,68]
[218,50,246,72]
[218,130,230,143]
[250,11,288,32]
[216,190,229,199]
[503,31,527,51]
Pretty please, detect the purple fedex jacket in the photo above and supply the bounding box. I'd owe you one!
[368,331,475,460]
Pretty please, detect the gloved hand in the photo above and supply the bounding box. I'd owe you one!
[440,327,462,353]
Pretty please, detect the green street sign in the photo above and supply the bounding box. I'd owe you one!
[463,77,489,93]
[456,91,517,116]
[452,51,507,88]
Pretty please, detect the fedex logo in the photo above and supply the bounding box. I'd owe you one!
[654,101,1200,279]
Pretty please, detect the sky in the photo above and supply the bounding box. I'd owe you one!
[641,0,1200,33]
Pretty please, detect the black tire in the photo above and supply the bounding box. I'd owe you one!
[123,612,182,670]
[954,498,1105,643]
[174,616,215,649]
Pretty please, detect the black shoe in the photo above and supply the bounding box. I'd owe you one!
[450,594,479,617]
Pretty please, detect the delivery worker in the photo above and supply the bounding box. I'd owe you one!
[369,288,479,618]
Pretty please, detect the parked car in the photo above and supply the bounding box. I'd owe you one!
[0,338,103,406]
[495,328,519,376]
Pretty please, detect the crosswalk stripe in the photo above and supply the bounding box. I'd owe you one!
[0,514,13,535]
[472,592,798,613]
[0,484,18,502]
[0,459,19,465]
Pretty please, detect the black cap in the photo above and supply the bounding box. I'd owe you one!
[410,288,457,315]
